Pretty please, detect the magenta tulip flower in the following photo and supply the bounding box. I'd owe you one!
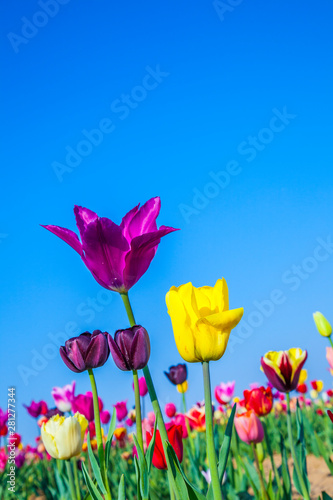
[42,197,178,293]
[72,392,102,422]
[215,381,235,405]
[114,401,128,422]
[132,376,148,396]
[165,403,177,418]
[24,401,48,418]
[60,330,109,373]
[51,381,76,412]
[108,326,150,371]
[0,409,8,430]
[100,410,111,425]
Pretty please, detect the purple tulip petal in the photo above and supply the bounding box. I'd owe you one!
[85,332,109,368]
[260,358,287,392]
[120,204,140,242]
[59,346,83,373]
[130,328,151,369]
[108,334,129,370]
[123,226,178,290]
[126,197,161,240]
[41,225,82,255]
[74,206,98,239]
[81,217,129,291]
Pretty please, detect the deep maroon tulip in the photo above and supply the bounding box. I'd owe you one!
[164,364,187,385]
[42,197,178,292]
[45,407,64,419]
[60,330,109,373]
[24,401,48,418]
[108,326,150,371]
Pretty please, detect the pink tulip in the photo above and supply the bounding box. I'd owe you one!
[114,401,128,422]
[72,392,102,422]
[100,410,111,425]
[326,347,333,374]
[165,403,177,418]
[171,413,190,438]
[51,381,76,412]
[132,376,148,396]
[234,410,264,444]
[215,381,235,405]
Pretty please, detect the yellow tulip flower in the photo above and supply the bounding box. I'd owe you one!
[313,311,332,337]
[41,412,88,460]
[166,278,243,362]
[176,381,188,393]
[298,369,307,385]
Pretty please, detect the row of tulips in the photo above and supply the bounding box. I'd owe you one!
[1,197,333,499]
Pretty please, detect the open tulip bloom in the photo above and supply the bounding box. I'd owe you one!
[42,197,178,293]
[261,348,308,393]
[166,278,243,363]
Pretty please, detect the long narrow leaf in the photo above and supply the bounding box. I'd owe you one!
[87,432,107,495]
[81,462,104,500]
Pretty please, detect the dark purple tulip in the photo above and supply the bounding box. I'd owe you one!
[60,330,110,373]
[42,197,178,292]
[24,400,48,418]
[45,407,64,419]
[164,364,187,385]
[108,326,150,371]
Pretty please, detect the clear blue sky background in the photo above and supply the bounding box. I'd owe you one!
[1,0,333,444]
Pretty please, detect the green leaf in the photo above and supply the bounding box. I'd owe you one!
[322,493,333,500]
[81,462,104,500]
[86,432,107,495]
[314,432,333,475]
[133,455,143,500]
[293,402,310,496]
[166,442,206,500]
[118,474,126,500]
[279,433,291,500]
[146,418,157,475]
[105,409,117,470]
[132,434,149,499]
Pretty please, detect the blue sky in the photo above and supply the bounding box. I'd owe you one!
[1,0,333,443]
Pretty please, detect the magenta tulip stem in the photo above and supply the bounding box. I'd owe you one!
[120,292,177,500]
[88,369,112,500]
[202,361,222,500]
[285,393,310,500]
[251,443,269,500]
[133,369,144,452]
[66,460,77,500]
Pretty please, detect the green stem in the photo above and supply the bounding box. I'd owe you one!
[72,457,81,500]
[251,443,269,500]
[66,460,77,500]
[133,369,144,452]
[262,420,283,498]
[286,393,310,500]
[120,292,176,500]
[202,361,222,500]
[88,369,112,500]
[329,336,333,349]
[181,388,195,455]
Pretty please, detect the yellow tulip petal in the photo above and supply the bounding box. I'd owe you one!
[299,369,307,384]
[198,307,244,331]
[56,416,83,460]
[41,423,59,459]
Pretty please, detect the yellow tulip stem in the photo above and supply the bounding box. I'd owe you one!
[66,460,77,500]
[285,393,310,500]
[72,457,81,500]
[120,291,178,500]
[202,361,222,500]
[329,337,333,349]
[133,369,144,452]
[88,369,112,500]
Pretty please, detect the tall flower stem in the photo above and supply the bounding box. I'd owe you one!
[66,460,77,500]
[286,393,310,500]
[71,458,81,500]
[202,361,222,500]
[181,387,195,455]
[133,369,144,452]
[261,420,283,498]
[120,292,176,500]
[251,443,269,500]
[88,369,112,500]
[329,337,333,349]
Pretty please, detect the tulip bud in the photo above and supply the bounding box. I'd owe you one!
[256,442,264,463]
[313,312,332,337]
[177,381,188,394]
[165,403,177,418]
[60,330,110,373]
[234,410,264,445]
[41,412,88,460]
[108,326,150,371]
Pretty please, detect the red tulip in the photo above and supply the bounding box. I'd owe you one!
[243,386,273,417]
[146,424,183,469]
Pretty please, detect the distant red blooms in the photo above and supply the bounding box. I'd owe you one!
[297,383,308,394]
[328,410,333,423]
[243,387,273,417]
[146,424,183,469]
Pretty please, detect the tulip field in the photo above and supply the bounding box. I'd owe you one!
[1,198,333,499]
